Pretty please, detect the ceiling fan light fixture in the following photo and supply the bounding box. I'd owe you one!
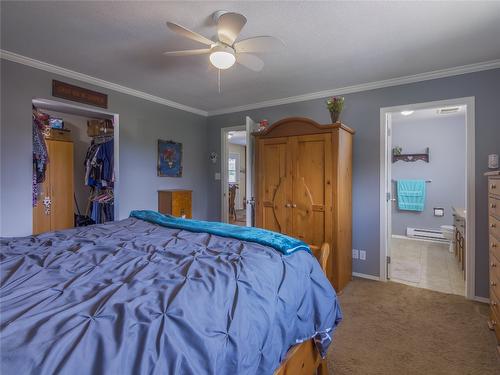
[209,44,236,69]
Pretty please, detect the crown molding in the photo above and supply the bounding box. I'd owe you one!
[0,49,208,117]
[2,49,499,118]
[207,59,500,116]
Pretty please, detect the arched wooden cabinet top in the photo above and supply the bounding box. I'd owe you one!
[252,116,355,138]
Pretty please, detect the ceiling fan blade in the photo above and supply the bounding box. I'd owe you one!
[163,48,211,56]
[217,12,247,45]
[234,36,285,53]
[236,53,264,72]
[166,21,214,46]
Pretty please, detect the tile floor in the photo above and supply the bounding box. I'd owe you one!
[390,237,465,295]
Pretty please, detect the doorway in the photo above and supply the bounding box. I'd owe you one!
[220,117,258,226]
[380,97,475,299]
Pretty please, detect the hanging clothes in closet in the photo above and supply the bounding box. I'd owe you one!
[32,107,50,206]
[84,135,114,224]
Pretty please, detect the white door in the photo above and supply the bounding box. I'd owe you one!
[385,113,393,280]
[245,116,258,226]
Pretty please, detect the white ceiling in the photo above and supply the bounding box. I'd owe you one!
[2,1,500,114]
[392,106,466,123]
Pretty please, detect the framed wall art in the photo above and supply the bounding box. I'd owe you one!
[158,139,183,177]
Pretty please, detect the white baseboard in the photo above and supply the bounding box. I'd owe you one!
[473,296,489,304]
[391,234,448,244]
[352,272,380,281]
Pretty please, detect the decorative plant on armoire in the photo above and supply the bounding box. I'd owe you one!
[326,96,345,123]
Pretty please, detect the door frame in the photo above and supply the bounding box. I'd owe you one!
[220,124,245,223]
[379,97,476,300]
[32,98,121,221]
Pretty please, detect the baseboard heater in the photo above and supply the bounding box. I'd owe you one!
[406,227,446,241]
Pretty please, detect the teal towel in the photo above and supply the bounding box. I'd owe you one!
[130,210,311,255]
[397,179,426,211]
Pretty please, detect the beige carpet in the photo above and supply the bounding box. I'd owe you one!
[328,278,500,374]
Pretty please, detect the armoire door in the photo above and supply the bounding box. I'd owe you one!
[47,139,74,231]
[290,134,333,248]
[256,137,292,235]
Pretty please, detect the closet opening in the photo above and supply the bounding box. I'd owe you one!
[31,98,119,235]
[380,97,475,299]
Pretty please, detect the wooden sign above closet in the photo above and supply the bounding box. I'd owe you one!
[52,80,108,108]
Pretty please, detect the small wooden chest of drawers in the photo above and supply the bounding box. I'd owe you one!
[158,190,192,219]
[487,171,500,352]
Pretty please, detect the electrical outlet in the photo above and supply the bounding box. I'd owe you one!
[352,249,359,259]
[360,250,366,261]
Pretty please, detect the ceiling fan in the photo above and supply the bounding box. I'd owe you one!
[163,11,285,72]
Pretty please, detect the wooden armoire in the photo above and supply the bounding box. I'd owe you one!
[33,134,74,234]
[254,117,354,291]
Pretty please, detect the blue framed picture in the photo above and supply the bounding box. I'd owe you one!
[158,139,182,177]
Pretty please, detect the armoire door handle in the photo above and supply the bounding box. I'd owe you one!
[292,204,297,208]
[285,203,291,208]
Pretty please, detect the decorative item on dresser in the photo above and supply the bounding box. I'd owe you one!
[487,171,500,353]
[158,189,192,218]
[253,117,354,291]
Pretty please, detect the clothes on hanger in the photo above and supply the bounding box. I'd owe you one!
[84,138,114,188]
[84,135,114,224]
[32,107,50,206]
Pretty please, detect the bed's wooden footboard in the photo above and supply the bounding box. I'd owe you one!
[274,243,331,375]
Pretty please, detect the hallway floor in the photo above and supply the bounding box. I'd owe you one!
[390,237,464,296]
[229,209,246,226]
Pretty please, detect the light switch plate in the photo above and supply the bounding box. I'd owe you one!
[352,249,359,259]
[214,172,221,180]
[360,250,366,260]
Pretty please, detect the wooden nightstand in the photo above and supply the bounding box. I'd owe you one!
[158,190,192,218]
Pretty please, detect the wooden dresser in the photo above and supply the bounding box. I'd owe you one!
[487,171,500,352]
[158,190,192,218]
[253,117,354,291]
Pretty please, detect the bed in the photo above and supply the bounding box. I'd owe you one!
[0,211,342,374]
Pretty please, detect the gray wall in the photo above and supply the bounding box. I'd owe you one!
[0,60,209,236]
[1,58,499,298]
[391,115,466,235]
[206,68,500,298]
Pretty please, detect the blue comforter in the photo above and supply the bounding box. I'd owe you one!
[0,218,341,374]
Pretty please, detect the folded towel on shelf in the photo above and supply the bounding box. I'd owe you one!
[397,179,426,211]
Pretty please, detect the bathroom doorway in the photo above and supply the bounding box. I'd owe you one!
[380,97,475,299]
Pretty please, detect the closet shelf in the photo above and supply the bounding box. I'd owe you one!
[392,147,430,163]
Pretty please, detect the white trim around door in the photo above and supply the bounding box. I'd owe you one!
[220,125,245,223]
[379,97,476,300]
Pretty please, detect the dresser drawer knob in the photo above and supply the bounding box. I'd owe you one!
[492,203,497,209]
[492,262,497,268]
[491,281,497,287]
[492,184,497,189]
[492,301,498,307]
[493,242,498,248]
[493,320,498,326]
[491,223,497,228]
